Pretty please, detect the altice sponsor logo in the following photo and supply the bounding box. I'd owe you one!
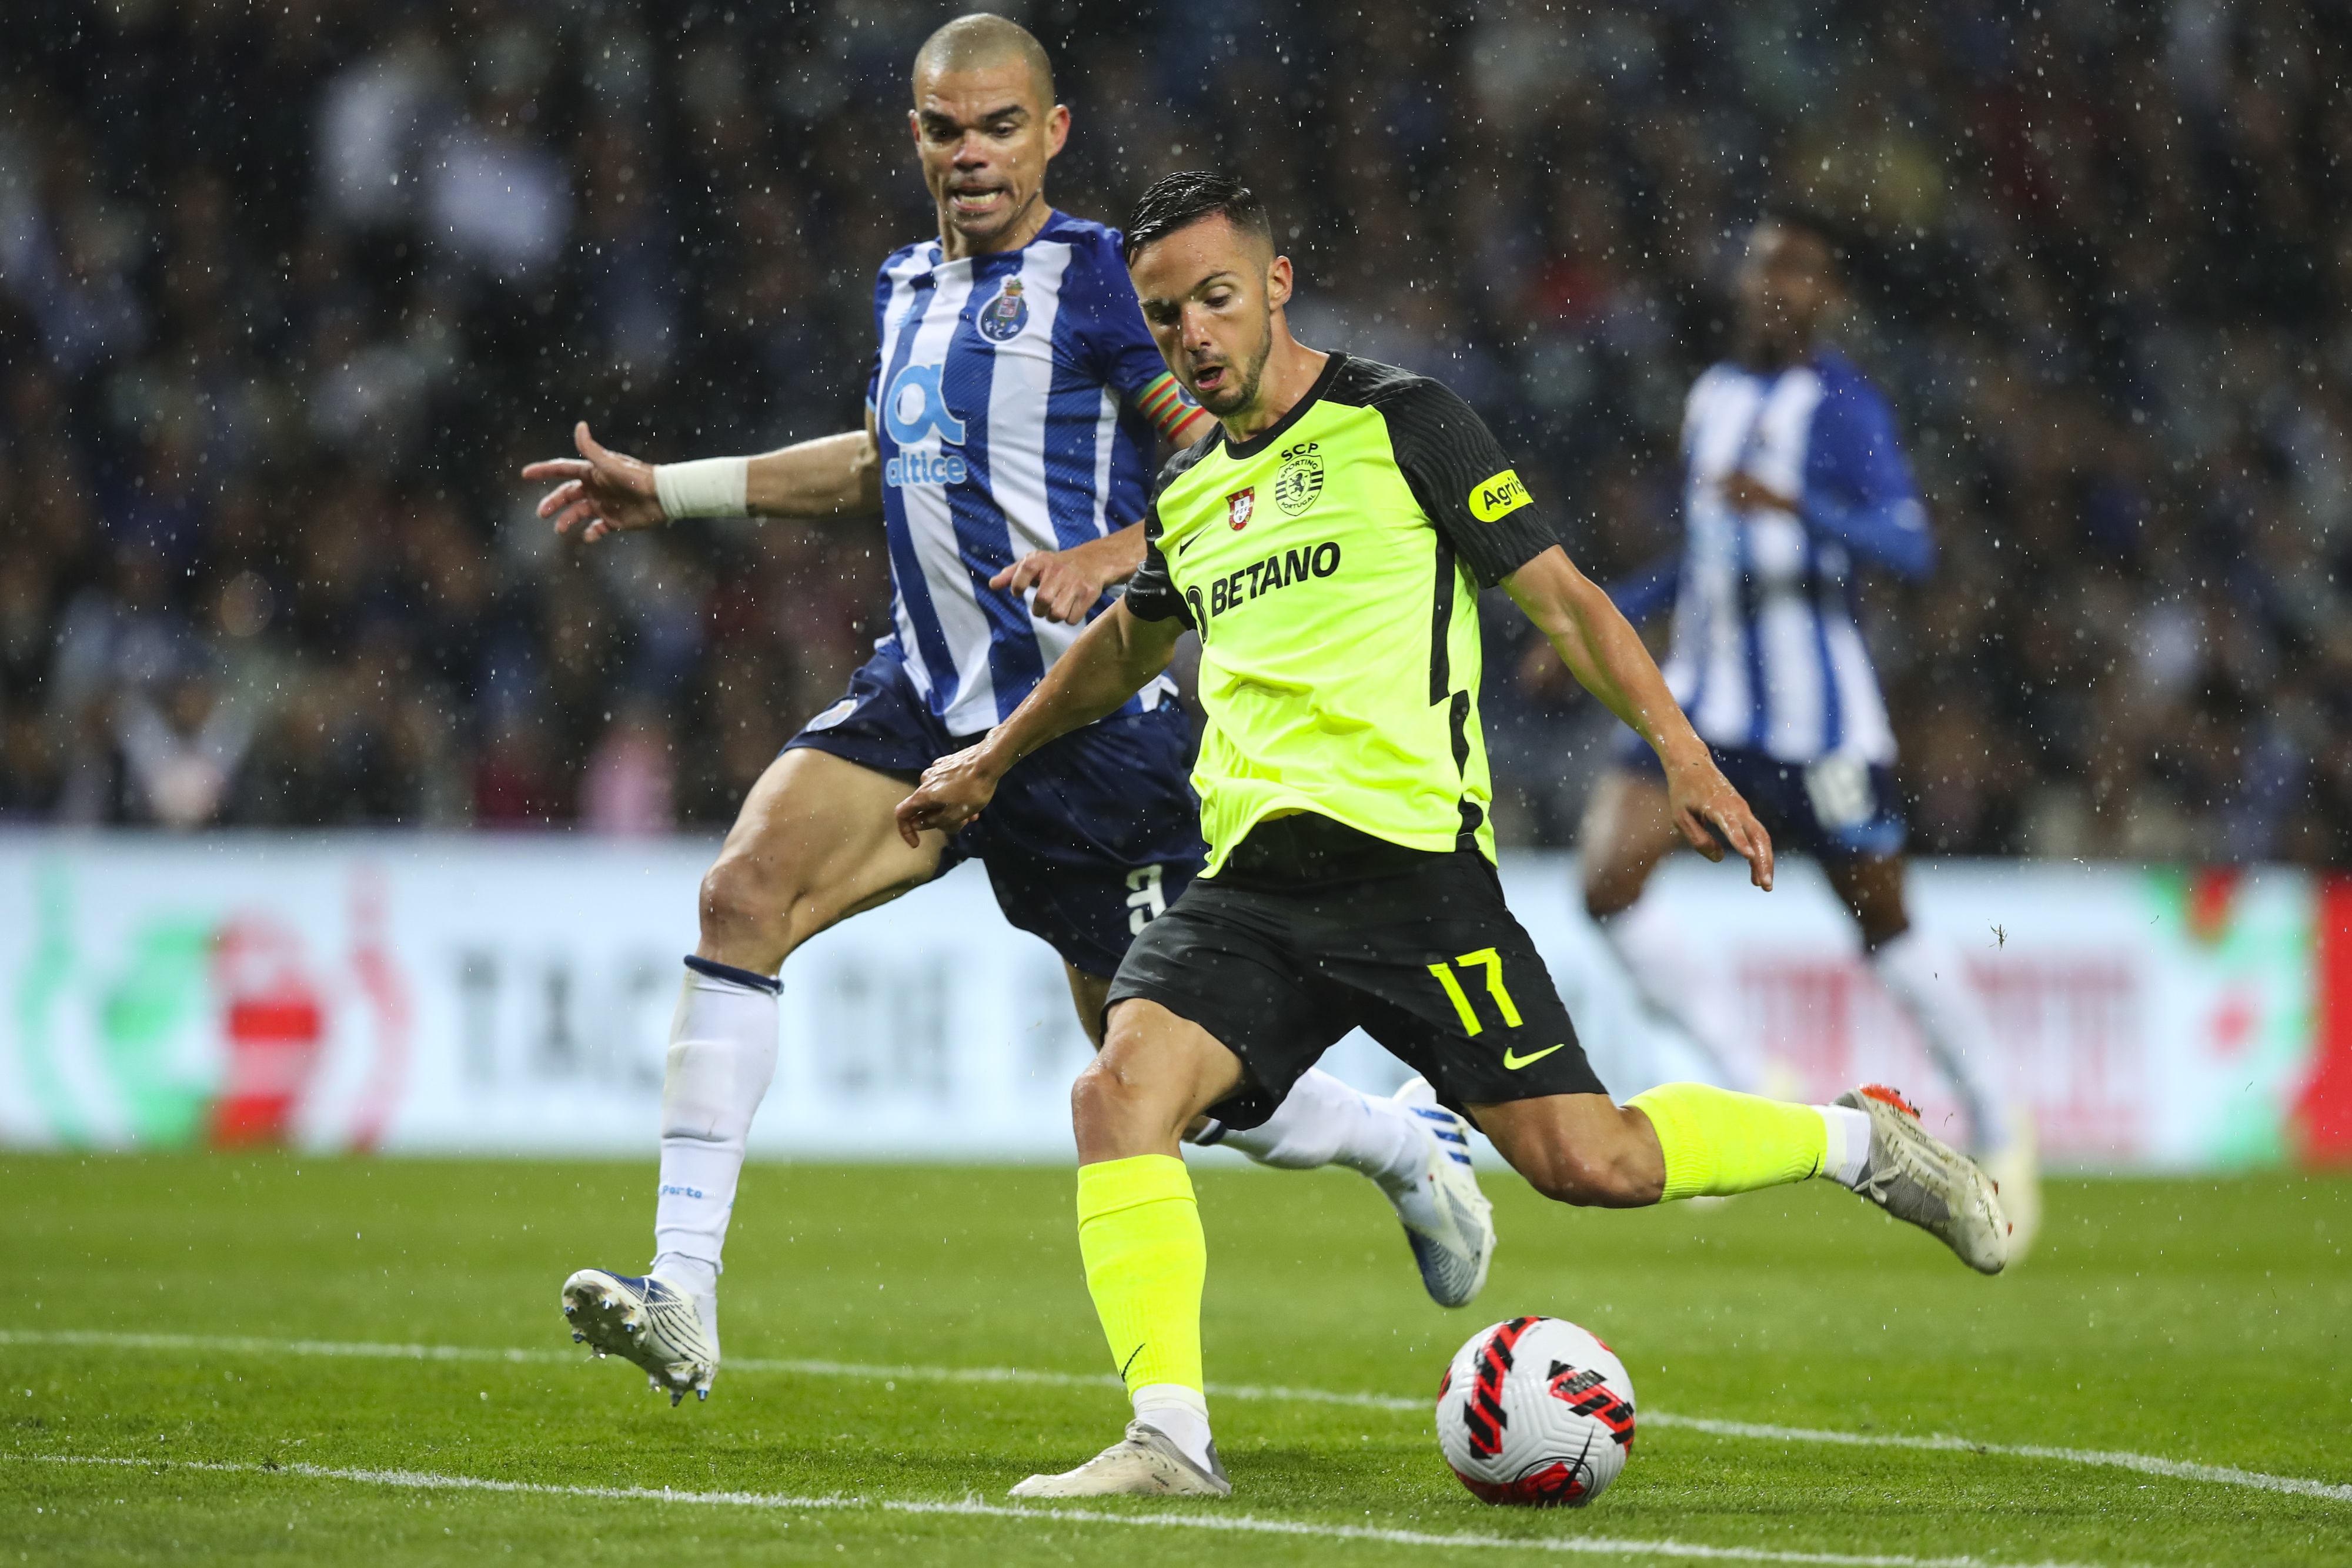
[885,451,967,487]
[881,362,971,488]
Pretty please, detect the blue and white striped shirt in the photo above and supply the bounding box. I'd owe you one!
[867,210,1197,735]
[1661,349,1932,765]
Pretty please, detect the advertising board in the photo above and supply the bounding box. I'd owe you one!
[2,834,2344,1168]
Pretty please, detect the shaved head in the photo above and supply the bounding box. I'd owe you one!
[913,12,1055,105]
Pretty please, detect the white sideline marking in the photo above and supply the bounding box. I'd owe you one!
[6,1329,2347,1506]
[18,1452,2119,1567]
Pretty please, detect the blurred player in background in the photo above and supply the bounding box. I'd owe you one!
[519,14,1495,1407]
[1578,209,2040,1254]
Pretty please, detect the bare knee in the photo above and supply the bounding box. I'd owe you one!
[1070,1055,1125,1134]
[1582,873,1640,923]
[1578,773,1672,922]
[697,855,801,971]
[1070,1051,1175,1156]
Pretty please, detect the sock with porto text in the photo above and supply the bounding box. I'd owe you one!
[1076,1154,1214,1472]
[649,956,781,1347]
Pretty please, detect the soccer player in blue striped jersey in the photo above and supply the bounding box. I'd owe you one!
[1578,209,2040,1254]
[520,14,1496,1409]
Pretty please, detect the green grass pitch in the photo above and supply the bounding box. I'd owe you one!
[4,1154,2348,1566]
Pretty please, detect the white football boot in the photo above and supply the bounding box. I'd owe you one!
[1390,1077,1496,1308]
[1979,1105,2042,1262]
[560,1269,716,1405]
[1010,1420,1232,1499]
[1836,1085,2009,1275]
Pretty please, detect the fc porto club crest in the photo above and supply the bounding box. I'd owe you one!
[1274,439,1325,516]
[977,277,1030,343]
[1225,486,1257,530]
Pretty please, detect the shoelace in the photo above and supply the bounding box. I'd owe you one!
[1862,1122,1959,1224]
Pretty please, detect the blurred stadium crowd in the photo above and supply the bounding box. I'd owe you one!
[2,0,2348,860]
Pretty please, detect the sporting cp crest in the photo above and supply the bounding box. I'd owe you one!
[977,278,1030,343]
[1274,439,1325,515]
[1225,486,1257,530]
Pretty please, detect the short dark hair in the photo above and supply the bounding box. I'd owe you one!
[1123,171,1273,263]
[1758,199,1857,277]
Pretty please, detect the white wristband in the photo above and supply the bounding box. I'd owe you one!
[653,456,751,520]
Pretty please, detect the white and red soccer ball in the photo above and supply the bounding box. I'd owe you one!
[1435,1316,1636,1506]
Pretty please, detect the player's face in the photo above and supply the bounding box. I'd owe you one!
[910,59,1069,254]
[1734,223,1838,363]
[1131,217,1290,420]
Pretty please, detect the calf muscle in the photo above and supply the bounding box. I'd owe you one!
[1472,1093,1666,1208]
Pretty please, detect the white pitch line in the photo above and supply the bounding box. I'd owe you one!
[5,1329,2347,1506]
[1635,1416,2352,1506]
[16,1452,2122,1568]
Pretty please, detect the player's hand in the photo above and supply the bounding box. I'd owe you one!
[1720,471,1799,517]
[1663,750,1775,891]
[521,423,668,542]
[988,533,1134,624]
[896,743,1006,846]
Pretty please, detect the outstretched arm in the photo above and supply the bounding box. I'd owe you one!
[895,601,1181,844]
[1504,545,1775,891]
[987,521,1147,624]
[523,412,884,542]
[983,398,1212,623]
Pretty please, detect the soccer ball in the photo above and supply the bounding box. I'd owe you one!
[1435,1316,1636,1506]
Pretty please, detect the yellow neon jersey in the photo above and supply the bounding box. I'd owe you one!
[1125,355,1555,874]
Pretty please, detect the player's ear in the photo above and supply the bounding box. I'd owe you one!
[1045,103,1070,160]
[1265,253,1294,312]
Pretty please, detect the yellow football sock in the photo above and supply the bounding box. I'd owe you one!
[1626,1083,1827,1202]
[1076,1154,1205,1398]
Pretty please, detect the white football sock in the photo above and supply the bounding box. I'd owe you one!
[1131,1382,1215,1472]
[650,1251,720,1348]
[1199,1068,1424,1196]
[649,956,781,1336]
[1595,910,1752,1089]
[1818,1104,1871,1188]
[1871,928,2013,1154]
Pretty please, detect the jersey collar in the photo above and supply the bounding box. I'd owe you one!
[1221,351,1347,462]
[926,207,1073,272]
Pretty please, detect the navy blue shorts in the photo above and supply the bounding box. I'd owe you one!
[783,647,1206,978]
[1615,730,1906,862]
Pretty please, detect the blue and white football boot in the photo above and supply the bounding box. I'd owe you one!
[560,1269,717,1406]
[1390,1077,1495,1308]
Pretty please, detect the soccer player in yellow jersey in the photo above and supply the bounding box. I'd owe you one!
[899,173,2010,1500]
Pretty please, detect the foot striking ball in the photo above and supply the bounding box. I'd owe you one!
[1436,1316,1636,1506]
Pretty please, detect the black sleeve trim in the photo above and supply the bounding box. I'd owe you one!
[1375,376,1557,589]
[1121,437,1218,627]
[1124,510,1191,626]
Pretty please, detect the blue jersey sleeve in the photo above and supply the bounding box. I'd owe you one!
[1063,230,1204,442]
[867,257,899,420]
[1603,551,1682,624]
[1802,368,1934,579]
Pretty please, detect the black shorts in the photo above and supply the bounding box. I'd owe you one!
[1106,820,1606,1129]
[1615,729,1906,861]
[782,644,1205,978]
